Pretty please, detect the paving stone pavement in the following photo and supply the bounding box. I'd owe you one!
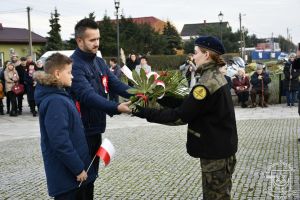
[0,104,300,199]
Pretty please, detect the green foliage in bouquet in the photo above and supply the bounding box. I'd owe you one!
[127,69,189,108]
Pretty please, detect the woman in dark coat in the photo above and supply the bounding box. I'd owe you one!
[24,62,37,116]
[232,68,250,108]
[283,53,300,106]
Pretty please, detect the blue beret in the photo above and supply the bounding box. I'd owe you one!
[195,36,225,55]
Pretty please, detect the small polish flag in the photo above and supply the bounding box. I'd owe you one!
[96,138,115,166]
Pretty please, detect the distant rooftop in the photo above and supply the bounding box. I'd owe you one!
[181,21,229,37]
[0,23,46,44]
[98,16,167,33]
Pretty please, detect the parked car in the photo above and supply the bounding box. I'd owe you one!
[39,50,102,64]
[277,52,288,61]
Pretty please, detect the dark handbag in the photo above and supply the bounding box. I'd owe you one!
[11,83,25,95]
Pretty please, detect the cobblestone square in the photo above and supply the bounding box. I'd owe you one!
[0,105,300,199]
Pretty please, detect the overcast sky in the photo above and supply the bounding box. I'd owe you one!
[1,0,299,47]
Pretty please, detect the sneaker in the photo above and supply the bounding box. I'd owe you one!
[250,103,256,108]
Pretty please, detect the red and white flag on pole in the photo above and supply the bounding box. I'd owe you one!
[96,138,115,166]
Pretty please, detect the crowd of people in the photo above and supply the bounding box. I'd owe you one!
[0,55,43,116]
[180,53,300,108]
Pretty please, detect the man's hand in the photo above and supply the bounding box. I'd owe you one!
[117,101,131,114]
[258,75,263,80]
[76,170,88,182]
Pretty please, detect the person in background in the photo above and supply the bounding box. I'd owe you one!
[0,73,4,115]
[179,54,196,87]
[283,53,300,107]
[4,62,19,116]
[0,64,6,115]
[109,58,122,103]
[36,60,44,71]
[232,68,250,108]
[250,65,271,108]
[219,65,232,92]
[126,53,140,71]
[15,57,27,114]
[24,63,37,116]
[135,56,151,75]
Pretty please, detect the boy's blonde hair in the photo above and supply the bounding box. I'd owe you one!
[44,53,72,74]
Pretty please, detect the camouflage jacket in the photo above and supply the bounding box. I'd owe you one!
[141,61,238,159]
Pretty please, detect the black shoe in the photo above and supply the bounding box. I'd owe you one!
[18,110,22,115]
[9,111,18,117]
[0,111,4,115]
[298,138,300,143]
[32,111,37,117]
[241,103,247,108]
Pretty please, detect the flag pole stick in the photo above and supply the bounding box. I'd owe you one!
[78,154,97,187]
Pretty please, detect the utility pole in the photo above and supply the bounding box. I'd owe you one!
[239,13,243,59]
[27,7,33,57]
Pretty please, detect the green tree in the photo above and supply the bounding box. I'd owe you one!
[98,15,117,56]
[44,8,64,51]
[162,21,182,55]
[87,12,96,20]
[276,35,296,52]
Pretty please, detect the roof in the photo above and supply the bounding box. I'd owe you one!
[0,23,46,44]
[180,21,229,37]
[98,16,167,33]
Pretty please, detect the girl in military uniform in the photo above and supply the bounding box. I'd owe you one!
[132,36,238,200]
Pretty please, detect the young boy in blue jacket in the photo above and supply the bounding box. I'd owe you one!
[34,53,96,199]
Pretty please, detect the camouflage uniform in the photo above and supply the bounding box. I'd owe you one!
[201,155,236,200]
[133,61,238,200]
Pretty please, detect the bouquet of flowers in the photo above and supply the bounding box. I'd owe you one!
[119,48,189,108]
[124,67,189,108]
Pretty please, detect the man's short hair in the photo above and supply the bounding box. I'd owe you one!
[44,53,72,74]
[75,18,99,39]
[20,57,27,61]
[110,58,117,64]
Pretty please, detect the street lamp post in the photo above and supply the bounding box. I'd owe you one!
[114,0,120,65]
[218,11,223,42]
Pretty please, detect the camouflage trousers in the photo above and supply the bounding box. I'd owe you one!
[200,155,236,200]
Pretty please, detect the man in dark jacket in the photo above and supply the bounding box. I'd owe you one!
[15,57,26,114]
[283,53,300,107]
[70,18,131,198]
[250,65,271,107]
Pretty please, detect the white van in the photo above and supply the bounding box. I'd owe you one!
[39,50,102,64]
